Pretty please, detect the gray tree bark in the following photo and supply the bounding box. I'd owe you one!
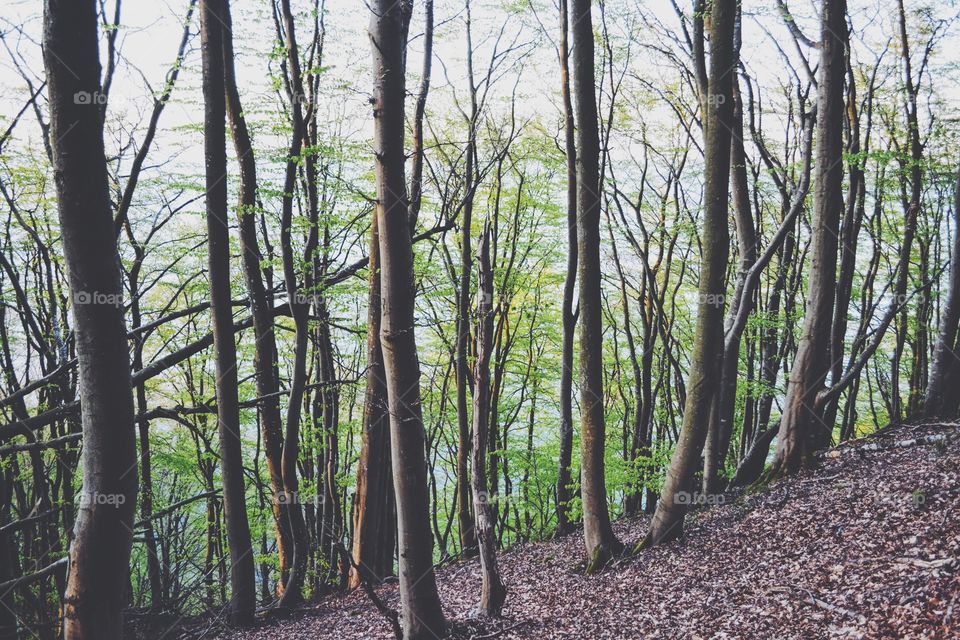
[768,0,848,477]
[199,0,256,623]
[641,0,736,546]
[570,0,623,570]
[44,0,138,635]
[369,0,447,636]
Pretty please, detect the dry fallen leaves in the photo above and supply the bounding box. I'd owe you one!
[166,422,960,640]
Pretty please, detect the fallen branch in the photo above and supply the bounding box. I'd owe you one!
[768,585,866,624]
[469,621,527,640]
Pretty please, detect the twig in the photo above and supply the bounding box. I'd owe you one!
[469,621,526,640]
[332,542,402,639]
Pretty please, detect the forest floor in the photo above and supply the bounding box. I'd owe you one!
[168,421,960,639]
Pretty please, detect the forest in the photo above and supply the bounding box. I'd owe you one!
[0,0,959,638]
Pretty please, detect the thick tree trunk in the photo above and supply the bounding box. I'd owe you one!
[199,0,256,624]
[221,0,293,591]
[555,0,578,537]
[641,0,735,546]
[0,470,16,639]
[924,161,960,418]
[43,1,138,636]
[768,0,848,477]
[471,226,506,616]
[353,0,435,591]
[369,1,447,637]
[570,0,623,570]
[350,214,397,589]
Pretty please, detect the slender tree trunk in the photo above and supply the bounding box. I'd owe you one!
[408,0,433,232]
[767,0,848,477]
[275,0,313,607]
[369,1,447,636]
[890,0,923,423]
[199,0,256,623]
[221,0,293,591]
[471,225,506,616]
[641,0,735,546]
[43,1,138,636]
[455,1,480,557]
[128,265,163,612]
[703,43,754,494]
[555,0,578,537]
[570,0,623,570]
[823,60,866,439]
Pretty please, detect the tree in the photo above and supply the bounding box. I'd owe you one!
[221,0,294,593]
[555,0,579,537]
[199,0,256,623]
[767,0,848,477]
[702,5,757,494]
[368,0,447,636]
[352,0,434,590]
[43,0,138,636]
[641,0,736,546]
[471,223,507,615]
[274,0,314,608]
[569,0,622,569]
[924,161,960,418]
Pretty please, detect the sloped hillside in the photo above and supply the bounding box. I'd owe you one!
[173,422,959,640]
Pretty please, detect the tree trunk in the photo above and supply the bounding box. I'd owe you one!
[703,42,755,494]
[890,0,923,423]
[555,0,578,537]
[369,1,447,637]
[199,0,256,624]
[275,0,313,608]
[924,161,960,418]
[471,226,506,616]
[455,1,481,558]
[0,470,17,639]
[570,0,623,570]
[350,213,397,589]
[641,0,736,546]
[43,1,138,636]
[352,0,434,591]
[767,0,848,477]
[221,0,293,591]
